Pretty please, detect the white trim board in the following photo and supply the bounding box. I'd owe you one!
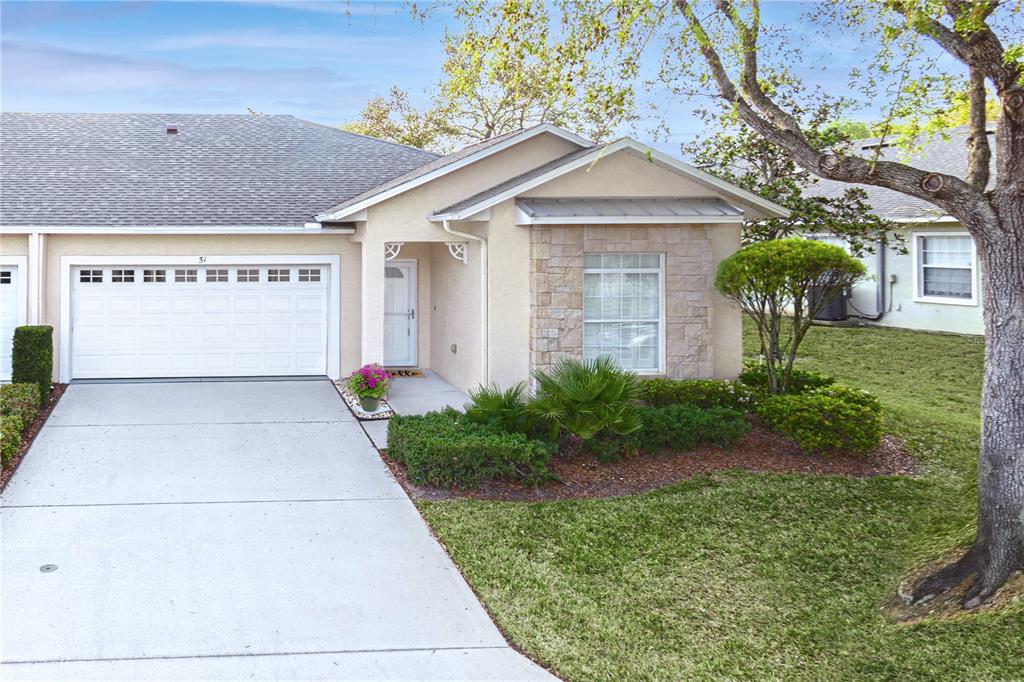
[430,139,791,223]
[315,124,592,222]
[58,254,342,382]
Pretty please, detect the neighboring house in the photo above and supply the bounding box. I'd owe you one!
[811,126,988,336]
[0,113,787,389]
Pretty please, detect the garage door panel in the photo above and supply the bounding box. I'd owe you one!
[70,264,329,379]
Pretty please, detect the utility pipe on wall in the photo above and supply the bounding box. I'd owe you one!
[442,220,489,385]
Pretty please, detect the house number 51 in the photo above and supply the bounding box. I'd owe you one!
[198,256,207,263]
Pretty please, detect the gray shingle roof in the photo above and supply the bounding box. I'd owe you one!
[432,145,598,218]
[315,123,578,219]
[809,125,997,221]
[0,112,438,227]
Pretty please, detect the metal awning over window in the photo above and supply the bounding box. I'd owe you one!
[515,197,743,225]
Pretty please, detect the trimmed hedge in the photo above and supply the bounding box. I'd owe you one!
[639,378,756,412]
[388,408,556,488]
[630,405,750,455]
[757,387,883,455]
[1,383,40,425]
[738,364,835,395]
[1,414,23,466]
[12,326,53,404]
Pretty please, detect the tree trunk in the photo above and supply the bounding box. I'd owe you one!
[913,194,1024,608]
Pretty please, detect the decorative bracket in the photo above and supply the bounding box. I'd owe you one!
[446,242,468,264]
[384,242,404,261]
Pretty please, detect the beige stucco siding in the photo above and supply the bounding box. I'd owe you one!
[522,149,713,199]
[428,240,483,392]
[0,234,29,256]
[39,234,362,380]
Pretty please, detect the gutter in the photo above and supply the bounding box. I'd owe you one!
[442,220,489,385]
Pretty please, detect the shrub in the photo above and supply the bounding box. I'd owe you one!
[809,383,882,412]
[388,408,555,488]
[739,364,835,395]
[630,405,750,454]
[527,356,642,448]
[465,381,536,435]
[1,414,24,466]
[757,391,883,454]
[12,325,53,404]
[639,378,756,412]
[1,383,40,425]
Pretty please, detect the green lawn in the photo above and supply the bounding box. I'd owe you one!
[418,324,1023,680]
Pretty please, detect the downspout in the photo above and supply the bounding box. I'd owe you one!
[442,220,489,385]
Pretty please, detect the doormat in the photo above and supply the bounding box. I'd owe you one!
[333,381,395,420]
[386,368,425,378]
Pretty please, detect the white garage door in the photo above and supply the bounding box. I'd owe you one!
[0,265,22,381]
[69,263,330,379]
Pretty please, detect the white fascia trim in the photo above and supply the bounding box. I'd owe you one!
[58,254,343,382]
[1,225,350,235]
[894,216,960,224]
[514,212,744,226]
[315,123,592,222]
[430,138,791,222]
[0,256,29,343]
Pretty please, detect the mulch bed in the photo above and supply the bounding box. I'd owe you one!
[380,422,918,502]
[1,383,67,492]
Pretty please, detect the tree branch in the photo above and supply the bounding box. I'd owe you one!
[965,65,992,191]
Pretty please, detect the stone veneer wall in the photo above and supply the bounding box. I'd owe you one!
[529,225,716,378]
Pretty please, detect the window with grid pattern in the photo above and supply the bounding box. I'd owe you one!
[583,253,662,372]
[919,235,974,300]
[237,268,260,283]
[111,269,135,283]
[79,269,103,283]
[268,268,290,282]
[206,268,229,283]
[0,271,11,285]
[298,268,321,282]
[174,269,197,283]
[143,269,166,283]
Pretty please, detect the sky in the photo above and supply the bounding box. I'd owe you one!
[0,0,953,155]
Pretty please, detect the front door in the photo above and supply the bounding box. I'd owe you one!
[383,261,417,366]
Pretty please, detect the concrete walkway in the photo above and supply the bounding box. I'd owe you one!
[362,371,470,449]
[0,380,551,681]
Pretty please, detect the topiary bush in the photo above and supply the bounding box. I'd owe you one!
[12,325,53,404]
[0,383,40,426]
[1,414,24,466]
[630,405,750,455]
[387,408,556,488]
[756,389,883,455]
[638,378,756,412]
[738,364,835,395]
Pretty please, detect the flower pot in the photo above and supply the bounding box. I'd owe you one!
[359,396,381,412]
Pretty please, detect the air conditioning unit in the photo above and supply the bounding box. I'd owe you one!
[811,286,849,321]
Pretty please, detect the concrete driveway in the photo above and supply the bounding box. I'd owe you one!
[0,380,552,681]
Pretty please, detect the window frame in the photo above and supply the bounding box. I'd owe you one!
[582,252,666,375]
[912,231,978,306]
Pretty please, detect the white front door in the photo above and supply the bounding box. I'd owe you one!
[383,261,416,367]
[68,263,330,379]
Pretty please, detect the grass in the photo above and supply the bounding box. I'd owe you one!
[418,323,1023,680]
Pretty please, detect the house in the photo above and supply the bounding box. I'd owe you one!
[810,126,987,336]
[0,113,787,389]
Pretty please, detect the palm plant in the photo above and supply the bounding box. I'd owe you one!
[465,381,535,434]
[527,356,642,449]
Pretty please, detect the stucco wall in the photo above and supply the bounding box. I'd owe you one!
[38,233,362,380]
[528,224,741,380]
[845,224,983,335]
[0,234,29,256]
[428,240,483,392]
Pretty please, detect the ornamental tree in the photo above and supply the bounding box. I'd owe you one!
[715,239,866,395]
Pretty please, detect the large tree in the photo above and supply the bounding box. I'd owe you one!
[459,0,1022,608]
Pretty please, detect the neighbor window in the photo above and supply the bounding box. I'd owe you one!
[111,269,135,283]
[298,268,321,282]
[174,269,197,283]
[268,268,290,282]
[917,234,975,302]
[143,269,166,283]
[206,268,229,283]
[583,253,663,372]
[79,269,103,283]
[237,268,260,283]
